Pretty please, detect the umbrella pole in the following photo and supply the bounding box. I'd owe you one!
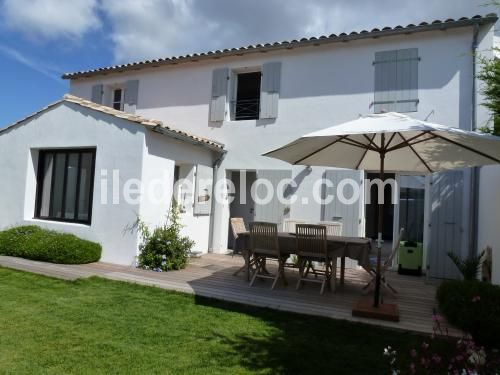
[374,147,385,308]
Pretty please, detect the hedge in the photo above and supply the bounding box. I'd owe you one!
[0,225,101,264]
[437,280,500,348]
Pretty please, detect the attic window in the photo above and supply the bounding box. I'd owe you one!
[112,88,124,111]
[233,72,261,120]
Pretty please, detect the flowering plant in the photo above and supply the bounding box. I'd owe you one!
[384,310,499,374]
[136,200,194,271]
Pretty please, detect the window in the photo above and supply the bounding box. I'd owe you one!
[233,72,261,120]
[35,149,96,224]
[374,48,419,113]
[112,88,124,111]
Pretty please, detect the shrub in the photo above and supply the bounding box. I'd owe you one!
[437,280,500,348]
[447,250,484,281]
[137,201,194,272]
[0,225,101,264]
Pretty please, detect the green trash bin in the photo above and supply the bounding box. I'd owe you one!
[398,241,423,276]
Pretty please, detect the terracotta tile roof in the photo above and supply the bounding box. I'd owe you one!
[62,14,498,80]
[0,94,225,152]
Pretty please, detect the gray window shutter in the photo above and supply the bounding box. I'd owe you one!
[194,164,213,215]
[124,80,139,105]
[260,62,281,119]
[254,169,291,224]
[209,68,229,122]
[91,84,103,104]
[374,48,418,113]
[124,80,139,113]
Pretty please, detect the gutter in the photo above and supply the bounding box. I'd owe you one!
[208,149,228,254]
[151,126,225,153]
[469,23,480,258]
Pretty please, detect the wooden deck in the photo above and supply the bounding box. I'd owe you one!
[0,254,457,335]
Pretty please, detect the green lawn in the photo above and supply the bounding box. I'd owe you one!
[0,267,430,374]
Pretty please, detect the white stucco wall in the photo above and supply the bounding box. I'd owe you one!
[69,24,497,258]
[478,165,500,285]
[0,102,218,264]
[141,130,217,254]
[0,103,146,265]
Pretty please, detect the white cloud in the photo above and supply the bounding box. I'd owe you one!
[1,0,100,41]
[99,0,497,63]
[0,0,497,64]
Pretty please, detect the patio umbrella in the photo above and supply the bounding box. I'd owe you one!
[263,112,500,311]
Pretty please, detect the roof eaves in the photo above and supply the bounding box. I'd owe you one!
[62,14,498,80]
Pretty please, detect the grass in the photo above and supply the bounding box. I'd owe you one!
[0,267,434,374]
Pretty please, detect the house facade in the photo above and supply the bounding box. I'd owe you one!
[1,14,499,282]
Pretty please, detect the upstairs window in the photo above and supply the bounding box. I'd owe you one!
[112,88,124,111]
[35,149,96,224]
[233,72,261,120]
[374,48,419,113]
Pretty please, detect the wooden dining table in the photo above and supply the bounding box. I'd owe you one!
[235,232,372,284]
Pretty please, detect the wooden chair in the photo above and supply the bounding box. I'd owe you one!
[295,224,335,295]
[362,228,404,297]
[230,218,255,281]
[282,219,306,233]
[249,222,287,290]
[318,221,343,237]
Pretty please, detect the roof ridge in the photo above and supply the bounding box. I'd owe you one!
[63,13,498,80]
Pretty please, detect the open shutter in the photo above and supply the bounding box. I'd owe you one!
[428,171,466,279]
[374,48,418,113]
[209,68,229,122]
[124,80,139,113]
[260,62,281,119]
[194,164,213,215]
[396,49,419,113]
[254,169,291,224]
[322,169,363,237]
[91,84,103,104]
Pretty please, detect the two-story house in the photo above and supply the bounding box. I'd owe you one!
[1,14,499,283]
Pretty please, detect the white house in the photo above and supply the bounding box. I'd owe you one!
[1,14,499,283]
[0,96,224,264]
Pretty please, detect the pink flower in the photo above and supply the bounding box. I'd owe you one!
[409,363,416,374]
[410,349,417,358]
[472,295,481,302]
[422,342,429,350]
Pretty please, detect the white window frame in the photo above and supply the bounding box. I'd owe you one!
[111,87,124,111]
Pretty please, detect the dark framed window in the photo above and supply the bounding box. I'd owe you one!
[233,72,261,120]
[35,148,96,224]
[112,88,123,110]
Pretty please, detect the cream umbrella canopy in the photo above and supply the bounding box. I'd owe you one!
[263,112,500,308]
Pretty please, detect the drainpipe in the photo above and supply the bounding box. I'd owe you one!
[207,150,227,253]
[469,23,480,258]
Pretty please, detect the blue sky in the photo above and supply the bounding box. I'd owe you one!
[0,0,496,128]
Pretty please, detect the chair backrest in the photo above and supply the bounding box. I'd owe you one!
[318,221,343,237]
[296,224,328,259]
[282,218,306,233]
[230,217,247,240]
[250,222,279,256]
[382,228,405,272]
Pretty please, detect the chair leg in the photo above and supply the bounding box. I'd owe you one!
[331,258,337,292]
[249,256,263,287]
[296,258,304,290]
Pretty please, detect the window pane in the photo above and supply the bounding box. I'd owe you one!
[77,152,93,221]
[50,153,66,218]
[39,153,53,217]
[235,72,261,120]
[113,89,122,110]
[63,153,79,219]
